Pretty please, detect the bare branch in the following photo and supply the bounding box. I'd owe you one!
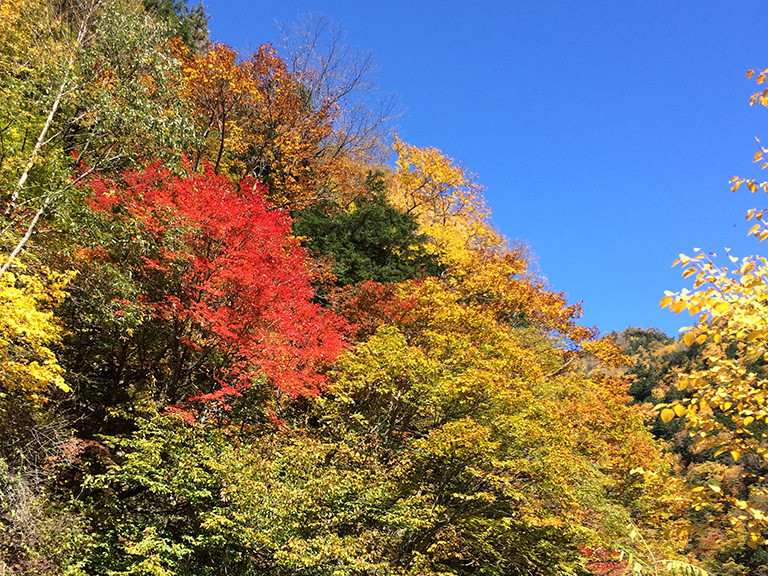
[279,13,402,164]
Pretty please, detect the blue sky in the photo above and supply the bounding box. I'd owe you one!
[203,1,768,336]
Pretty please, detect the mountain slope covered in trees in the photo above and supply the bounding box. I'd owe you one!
[1,1,766,575]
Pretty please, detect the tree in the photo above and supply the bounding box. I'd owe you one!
[325,273,684,576]
[69,164,346,425]
[659,68,768,551]
[390,137,597,350]
[0,0,196,272]
[661,249,768,550]
[390,135,494,255]
[0,266,74,399]
[279,14,401,165]
[292,172,441,286]
[179,42,336,207]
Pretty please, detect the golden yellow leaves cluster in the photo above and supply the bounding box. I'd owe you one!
[389,136,598,353]
[661,254,768,544]
[0,266,75,399]
[179,42,334,207]
[658,72,768,546]
[746,67,768,107]
[390,135,500,265]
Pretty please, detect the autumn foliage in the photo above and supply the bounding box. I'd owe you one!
[0,2,730,576]
[86,164,347,405]
[180,42,335,207]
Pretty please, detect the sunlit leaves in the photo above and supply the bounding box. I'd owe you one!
[179,42,335,207]
[747,68,768,107]
[390,135,500,266]
[0,266,75,398]
[661,200,768,548]
[660,408,676,424]
[85,164,347,410]
[0,5,717,574]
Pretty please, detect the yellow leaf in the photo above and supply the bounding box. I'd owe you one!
[671,300,687,314]
[683,332,696,347]
[660,408,676,424]
[747,69,755,79]
[744,416,755,426]
[696,334,707,344]
[747,329,765,342]
[749,224,761,236]
[673,404,686,417]
[682,267,697,279]
[731,449,743,462]
[659,296,673,308]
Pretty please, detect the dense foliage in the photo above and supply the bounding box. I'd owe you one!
[1,1,762,575]
[292,173,441,286]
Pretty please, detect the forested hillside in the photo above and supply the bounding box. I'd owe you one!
[0,1,766,575]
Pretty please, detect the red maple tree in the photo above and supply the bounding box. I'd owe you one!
[89,164,347,410]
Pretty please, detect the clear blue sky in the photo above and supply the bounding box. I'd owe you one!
[203,1,768,336]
